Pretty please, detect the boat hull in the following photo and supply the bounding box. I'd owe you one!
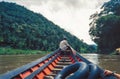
[0,49,117,79]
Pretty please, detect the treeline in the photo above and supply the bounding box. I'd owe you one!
[89,0,120,53]
[0,2,96,53]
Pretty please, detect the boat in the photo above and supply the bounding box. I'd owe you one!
[0,49,117,79]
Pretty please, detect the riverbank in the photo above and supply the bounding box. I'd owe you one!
[0,47,50,55]
[0,47,52,74]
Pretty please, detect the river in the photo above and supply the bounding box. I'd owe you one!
[0,54,120,74]
[81,54,120,73]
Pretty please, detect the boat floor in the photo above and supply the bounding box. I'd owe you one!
[44,56,72,79]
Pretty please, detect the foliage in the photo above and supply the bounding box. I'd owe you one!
[0,2,96,53]
[0,47,49,55]
[89,0,120,53]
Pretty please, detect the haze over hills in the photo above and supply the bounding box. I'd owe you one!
[0,2,96,53]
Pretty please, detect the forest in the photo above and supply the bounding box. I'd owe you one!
[0,2,96,54]
[89,0,120,54]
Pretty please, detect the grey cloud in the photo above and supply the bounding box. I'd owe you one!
[58,0,81,8]
[3,0,48,7]
[50,0,86,10]
[2,0,108,8]
[48,0,106,10]
[8,0,89,9]
[46,0,87,12]
[2,0,108,12]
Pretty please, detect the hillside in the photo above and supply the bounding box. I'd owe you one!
[0,2,95,53]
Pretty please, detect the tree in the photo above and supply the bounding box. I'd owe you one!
[0,2,94,53]
[89,0,120,53]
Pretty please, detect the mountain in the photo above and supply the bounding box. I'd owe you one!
[0,2,94,52]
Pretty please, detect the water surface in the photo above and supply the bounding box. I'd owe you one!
[0,55,43,74]
[0,54,120,74]
[81,54,120,73]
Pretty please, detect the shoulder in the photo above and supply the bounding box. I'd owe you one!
[62,40,68,43]
[61,39,69,43]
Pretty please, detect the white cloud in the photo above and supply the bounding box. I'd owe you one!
[29,3,96,44]
[3,0,109,44]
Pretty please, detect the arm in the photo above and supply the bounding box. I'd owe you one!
[65,40,76,55]
[104,70,120,79]
[64,40,70,47]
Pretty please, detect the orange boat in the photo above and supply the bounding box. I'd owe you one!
[0,49,117,79]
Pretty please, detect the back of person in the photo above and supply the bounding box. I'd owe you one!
[59,38,76,55]
[59,39,69,51]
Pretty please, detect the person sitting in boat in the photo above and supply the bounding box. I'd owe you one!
[59,37,71,54]
[59,37,76,55]
[104,70,120,79]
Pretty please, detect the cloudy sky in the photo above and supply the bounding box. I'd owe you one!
[1,0,109,44]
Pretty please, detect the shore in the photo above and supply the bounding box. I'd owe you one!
[0,47,50,55]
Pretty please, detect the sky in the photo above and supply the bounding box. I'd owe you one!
[1,0,109,44]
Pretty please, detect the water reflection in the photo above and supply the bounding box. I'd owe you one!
[81,54,120,73]
[81,54,99,64]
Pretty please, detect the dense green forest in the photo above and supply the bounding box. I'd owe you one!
[89,0,120,54]
[0,2,96,54]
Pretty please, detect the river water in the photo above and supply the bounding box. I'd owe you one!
[81,54,120,73]
[0,54,120,74]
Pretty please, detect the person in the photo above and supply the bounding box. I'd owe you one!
[104,70,120,79]
[59,38,71,55]
[59,37,70,52]
[59,37,76,56]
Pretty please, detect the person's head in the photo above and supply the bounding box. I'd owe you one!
[63,37,67,40]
